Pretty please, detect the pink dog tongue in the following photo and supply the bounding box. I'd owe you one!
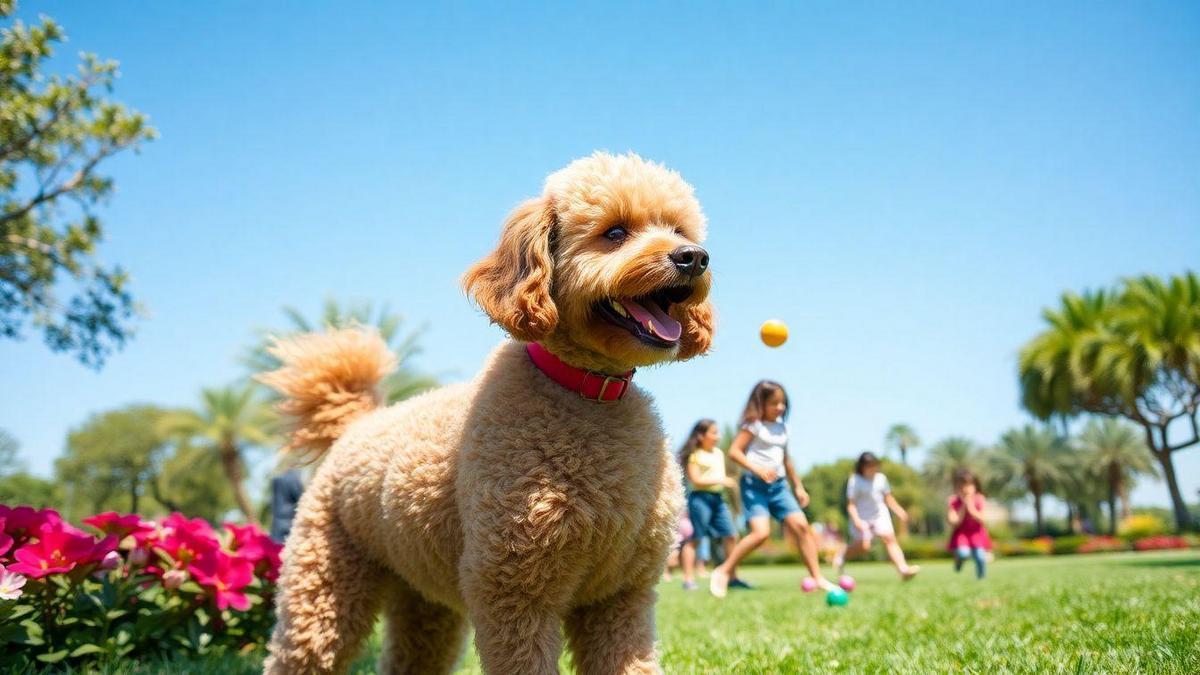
[619,298,683,341]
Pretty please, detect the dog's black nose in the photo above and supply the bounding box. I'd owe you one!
[669,245,709,278]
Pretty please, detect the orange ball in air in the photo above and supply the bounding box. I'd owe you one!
[760,319,788,348]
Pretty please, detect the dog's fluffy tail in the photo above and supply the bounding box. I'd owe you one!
[257,327,397,461]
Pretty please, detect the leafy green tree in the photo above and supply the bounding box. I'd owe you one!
[884,423,920,465]
[0,1,155,367]
[55,405,169,518]
[0,427,18,471]
[247,299,437,404]
[0,470,59,507]
[1020,272,1200,530]
[0,428,61,507]
[151,440,238,522]
[160,385,275,524]
[992,425,1069,536]
[1078,418,1156,535]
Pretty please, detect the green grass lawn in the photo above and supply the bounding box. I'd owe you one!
[67,551,1200,674]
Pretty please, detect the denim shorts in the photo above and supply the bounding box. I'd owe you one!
[687,491,735,539]
[740,474,801,521]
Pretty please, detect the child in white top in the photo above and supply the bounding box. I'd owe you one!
[709,380,834,597]
[835,452,920,580]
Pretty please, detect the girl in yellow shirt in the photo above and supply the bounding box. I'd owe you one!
[679,419,738,591]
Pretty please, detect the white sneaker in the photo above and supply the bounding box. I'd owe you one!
[709,567,729,598]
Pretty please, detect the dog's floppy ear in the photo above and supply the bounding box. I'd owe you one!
[677,299,714,360]
[462,197,558,342]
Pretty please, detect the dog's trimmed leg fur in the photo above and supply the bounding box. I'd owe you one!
[377,581,468,675]
[566,587,660,675]
[263,478,387,674]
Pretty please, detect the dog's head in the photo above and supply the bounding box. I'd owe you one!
[464,152,714,372]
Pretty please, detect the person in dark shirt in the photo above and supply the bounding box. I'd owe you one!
[270,468,305,543]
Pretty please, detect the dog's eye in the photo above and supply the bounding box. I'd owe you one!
[603,226,628,243]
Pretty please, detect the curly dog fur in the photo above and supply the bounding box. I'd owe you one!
[260,152,714,674]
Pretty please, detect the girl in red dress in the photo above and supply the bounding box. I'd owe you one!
[947,468,992,579]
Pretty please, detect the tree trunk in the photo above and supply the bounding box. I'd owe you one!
[130,478,139,514]
[149,473,181,513]
[220,443,258,524]
[1108,463,1121,536]
[1033,491,1044,536]
[900,444,908,466]
[1153,449,1192,532]
[1108,481,1119,536]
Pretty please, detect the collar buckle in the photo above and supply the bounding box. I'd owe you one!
[580,371,628,403]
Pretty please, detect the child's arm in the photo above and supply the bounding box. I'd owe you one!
[847,500,865,532]
[964,494,986,521]
[946,496,963,526]
[784,454,809,507]
[727,430,775,482]
[884,493,909,524]
[685,459,724,490]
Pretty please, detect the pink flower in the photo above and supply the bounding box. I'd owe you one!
[0,519,12,558]
[99,550,122,570]
[162,568,187,590]
[155,513,220,568]
[0,506,62,541]
[8,525,98,578]
[84,512,154,541]
[189,549,254,611]
[225,522,283,581]
[0,567,25,600]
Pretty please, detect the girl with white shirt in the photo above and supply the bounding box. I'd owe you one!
[834,452,920,580]
[709,380,833,597]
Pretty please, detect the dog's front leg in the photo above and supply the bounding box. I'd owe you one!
[565,586,661,675]
[458,517,582,674]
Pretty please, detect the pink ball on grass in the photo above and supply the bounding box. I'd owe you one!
[838,575,856,592]
[801,577,818,593]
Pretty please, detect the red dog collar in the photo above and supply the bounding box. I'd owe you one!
[525,342,634,402]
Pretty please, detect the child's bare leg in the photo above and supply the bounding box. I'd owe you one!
[720,536,735,567]
[881,533,919,579]
[783,511,829,587]
[681,540,697,583]
[709,517,769,597]
[663,548,679,581]
[835,537,869,574]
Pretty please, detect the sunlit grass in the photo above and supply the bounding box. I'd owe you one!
[62,551,1200,674]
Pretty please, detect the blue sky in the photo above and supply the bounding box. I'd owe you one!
[2,2,1197,512]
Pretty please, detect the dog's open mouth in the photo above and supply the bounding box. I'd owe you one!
[595,286,694,348]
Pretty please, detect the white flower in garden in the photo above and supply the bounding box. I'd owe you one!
[0,570,26,600]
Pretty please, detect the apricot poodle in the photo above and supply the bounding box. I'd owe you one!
[259,152,714,674]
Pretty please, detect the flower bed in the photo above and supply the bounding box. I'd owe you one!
[0,504,281,669]
[1075,536,1128,554]
[1132,535,1191,551]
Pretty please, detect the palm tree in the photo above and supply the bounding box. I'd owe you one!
[246,299,438,404]
[884,424,920,465]
[160,385,276,524]
[1078,418,1156,535]
[1019,273,1200,530]
[993,425,1068,536]
[922,436,985,488]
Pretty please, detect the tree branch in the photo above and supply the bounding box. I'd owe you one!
[0,141,123,227]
